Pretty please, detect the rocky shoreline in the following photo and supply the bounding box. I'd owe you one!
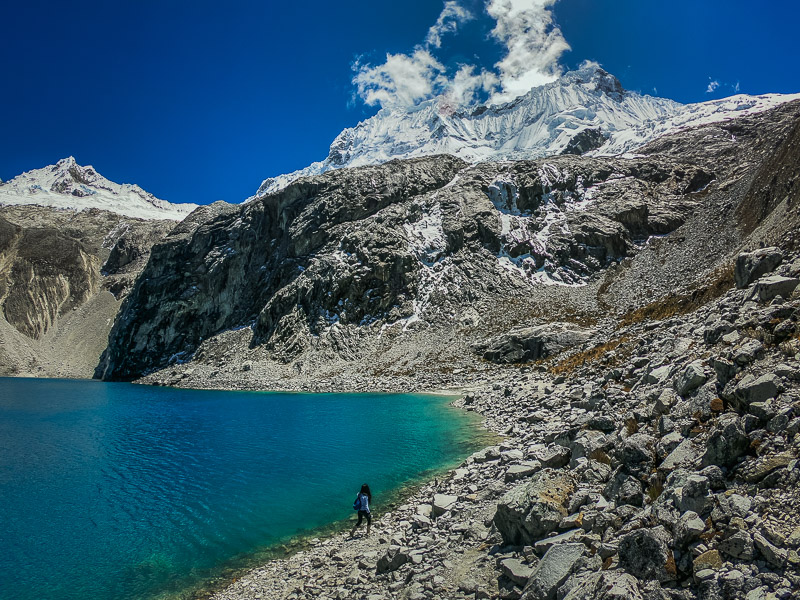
[209,247,800,600]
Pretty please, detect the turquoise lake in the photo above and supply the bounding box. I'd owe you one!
[0,378,488,600]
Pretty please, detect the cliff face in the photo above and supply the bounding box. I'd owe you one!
[97,101,800,383]
[0,206,174,377]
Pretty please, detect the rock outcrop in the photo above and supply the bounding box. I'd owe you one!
[0,206,174,377]
[204,101,800,600]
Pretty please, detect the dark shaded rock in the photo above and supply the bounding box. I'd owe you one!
[376,546,410,573]
[701,414,750,468]
[619,433,656,471]
[618,526,676,582]
[534,445,571,469]
[561,128,608,156]
[477,323,594,364]
[718,530,755,560]
[674,360,708,396]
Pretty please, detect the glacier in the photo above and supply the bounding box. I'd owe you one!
[254,65,800,197]
[0,156,198,221]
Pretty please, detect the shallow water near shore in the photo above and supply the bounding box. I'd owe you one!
[0,378,490,600]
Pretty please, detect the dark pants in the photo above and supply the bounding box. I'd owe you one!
[355,510,371,527]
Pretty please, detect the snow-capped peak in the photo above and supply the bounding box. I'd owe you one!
[253,66,800,197]
[0,157,198,221]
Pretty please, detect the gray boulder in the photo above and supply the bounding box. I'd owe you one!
[735,247,783,288]
[674,510,706,546]
[704,320,736,345]
[376,546,410,573]
[477,323,594,364]
[534,445,571,469]
[677,474,711,515]
[754,275,800,302]
[506,462,542,483]
[734,373,780,408]
[560,571,643,600]
[500,558,535,587]
[689,381,722,421]
[494,469,577,546]
[521,542,585,600]
[674,360,708,396]
[618,526,676,582]
[754,532,787,567]
[718,530,755,560]
[620,433,656,471]
[701,413,750,468]
[660,439,703,472]
[569,430,607,465]
[733,339,764,366]
[432,493,458,517]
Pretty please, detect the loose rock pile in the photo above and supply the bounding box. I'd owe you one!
[212,247,800,599]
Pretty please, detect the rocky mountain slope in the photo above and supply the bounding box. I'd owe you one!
[98,100,800,389]
[203,103,800,600]
[213,244,800,600]
[255,66,800,195]
[0,156,198,220]
[0,205,176,377]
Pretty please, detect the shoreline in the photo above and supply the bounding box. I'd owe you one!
[207,374,517,600]
[166,388,500,600]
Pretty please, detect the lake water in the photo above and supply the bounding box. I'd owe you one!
[0,378,489,600]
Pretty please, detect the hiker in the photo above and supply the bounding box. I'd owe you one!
[350,483,372,537]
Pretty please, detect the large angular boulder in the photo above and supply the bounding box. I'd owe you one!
[560,571,644,600]
[701,413,750,468]
[618,526,676,582]
[521,543,585,600]
[432,493,458,517]
[376,546,410,573]
[674,360,708,397]
[494,469,577,546]
[735,247,783,288]
[501,558,535,587]
[476,323,594,364]
[619,433,657,472]
[718,530,755,560]
[754,275,800,302]
[733,373,780,408]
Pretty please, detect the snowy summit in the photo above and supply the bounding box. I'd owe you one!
[254,66,800,197]
[0,157,198,221]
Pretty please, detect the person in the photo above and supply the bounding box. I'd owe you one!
[350,483,372,537]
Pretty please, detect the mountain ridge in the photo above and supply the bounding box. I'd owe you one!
[0,157,198,221]
[255,66,800,197]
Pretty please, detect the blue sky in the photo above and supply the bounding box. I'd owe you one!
[2,0,798,205]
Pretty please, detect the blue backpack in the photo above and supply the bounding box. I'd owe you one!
[353,494,362,511]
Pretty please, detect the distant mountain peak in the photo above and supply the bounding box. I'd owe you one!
[254,68,800,198]
[0,158,198,220]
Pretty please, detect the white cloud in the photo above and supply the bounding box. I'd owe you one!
[353,49,447,108]
[352,0,570,109]
[442,65,500,108]
[706,79,720,94]
[733,81,741,93]
[487,0,571,104]
[426,1,474,49]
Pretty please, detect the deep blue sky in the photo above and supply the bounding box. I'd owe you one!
[2,0,798,205]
